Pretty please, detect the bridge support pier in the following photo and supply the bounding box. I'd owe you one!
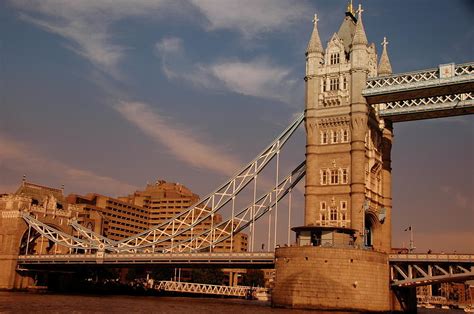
[272,246,391,312]
[0,212,33,290]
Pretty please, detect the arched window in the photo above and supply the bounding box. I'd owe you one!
[321,131,328,144]
[342,129,349,142]
[330,170,339,184]
[331,130,339,144]
[330,78,339,91]
[321,170,328,185]
[340,168,348,184]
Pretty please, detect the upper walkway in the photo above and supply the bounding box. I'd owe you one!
[363,62,474,122]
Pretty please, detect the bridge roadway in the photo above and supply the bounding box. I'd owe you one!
[16,252,474,288]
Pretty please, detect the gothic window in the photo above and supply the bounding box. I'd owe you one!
[322,79,327,92]
[321,169,328,185]
[321,131,328,144]
[340,201,347,211]
[321,213,326,221]
[341,212,346,220]
[342,129,349,142]
[330,78,339,91]
[331,130,339,144]
[343,76,347,90]
[320,201,326,211]
[341,168,348,184]
[330,209,338,221]
[330,53,340,65]
[330,170,339,184]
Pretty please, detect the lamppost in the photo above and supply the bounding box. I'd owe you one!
[404,226,415,253]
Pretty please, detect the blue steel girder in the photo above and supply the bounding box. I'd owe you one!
[363,62,474,122]
[389,254,474,288]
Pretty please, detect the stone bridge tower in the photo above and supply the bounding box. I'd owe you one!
[273,4,397,312]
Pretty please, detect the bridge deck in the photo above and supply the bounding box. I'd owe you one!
[17,252,276,268]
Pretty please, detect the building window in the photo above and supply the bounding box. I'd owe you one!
[343,76,347,90]
[341,168,348,184]
[321,131,328,144]
[342,129,349,142]
[322,79,327,92]
[341,212,346,220]
[331,130,339,144]
[330,170,339,184]
[321,214,326,221]
[321,169,328,185]
[320,201,326,211]
[330,53,340,65]
[340,201,347,210]
[330,78,339,91]
[330,209,338,220]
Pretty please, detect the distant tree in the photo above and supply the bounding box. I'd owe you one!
[191,268,225,285]
[151,267,174,281]
[242,269,265,287]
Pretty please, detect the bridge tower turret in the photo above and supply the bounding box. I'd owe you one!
[273,4,395,311]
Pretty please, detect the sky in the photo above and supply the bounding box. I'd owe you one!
[0,0,472,253]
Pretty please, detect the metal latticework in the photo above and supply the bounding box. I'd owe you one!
[154,281,262,297]
[163,161,306,253]
[20,112,305,253]
[390,254,474,287]
[377,93,474,118]
[366,62,473,90]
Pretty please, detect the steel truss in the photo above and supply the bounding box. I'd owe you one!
[21,213,99,251]
[111,112,304,251]
[163,161,306,253]
[154,280,265,297]
[20,113,304,253]
[377,92,473,118]
[390,254,474,287]
[365,62,473,91]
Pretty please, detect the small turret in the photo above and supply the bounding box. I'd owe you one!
[378,37,393,76]
[351,4,368,47]
[306,14,324,56]
[306,14,324,77]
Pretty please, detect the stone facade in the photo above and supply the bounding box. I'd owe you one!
[272,246,390,312]
[304,5,392,251]
[273,5,397,312]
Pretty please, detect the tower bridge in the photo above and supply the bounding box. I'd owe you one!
[1,3,473,313]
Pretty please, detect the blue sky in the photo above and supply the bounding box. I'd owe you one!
[0,0,472,252]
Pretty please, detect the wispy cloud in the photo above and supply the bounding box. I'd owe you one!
[10,0,310,78]
[0,134,137,196]
[10,0,170,78]
[155,37,298,103]
[440,185,470,209]
[189,0,310,37]
[114,101,242,176]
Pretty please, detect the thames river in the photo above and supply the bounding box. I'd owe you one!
[0,292,463,313]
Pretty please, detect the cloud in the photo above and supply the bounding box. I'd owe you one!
[10,0,310,78]
[155,37,298,103]
[114,101,242,176]
[10,0,170,78]
[441,185,470,209]
[189,0,310,37]
[0,134,137,196]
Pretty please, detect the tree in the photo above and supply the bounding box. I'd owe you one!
[191,268,225,285]
[242,269,265,287]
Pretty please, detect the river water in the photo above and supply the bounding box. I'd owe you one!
[0,292,464,313]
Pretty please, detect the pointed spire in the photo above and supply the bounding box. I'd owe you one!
[306,13,324,55]
[378,36,393,76]
[352,4,368,46]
